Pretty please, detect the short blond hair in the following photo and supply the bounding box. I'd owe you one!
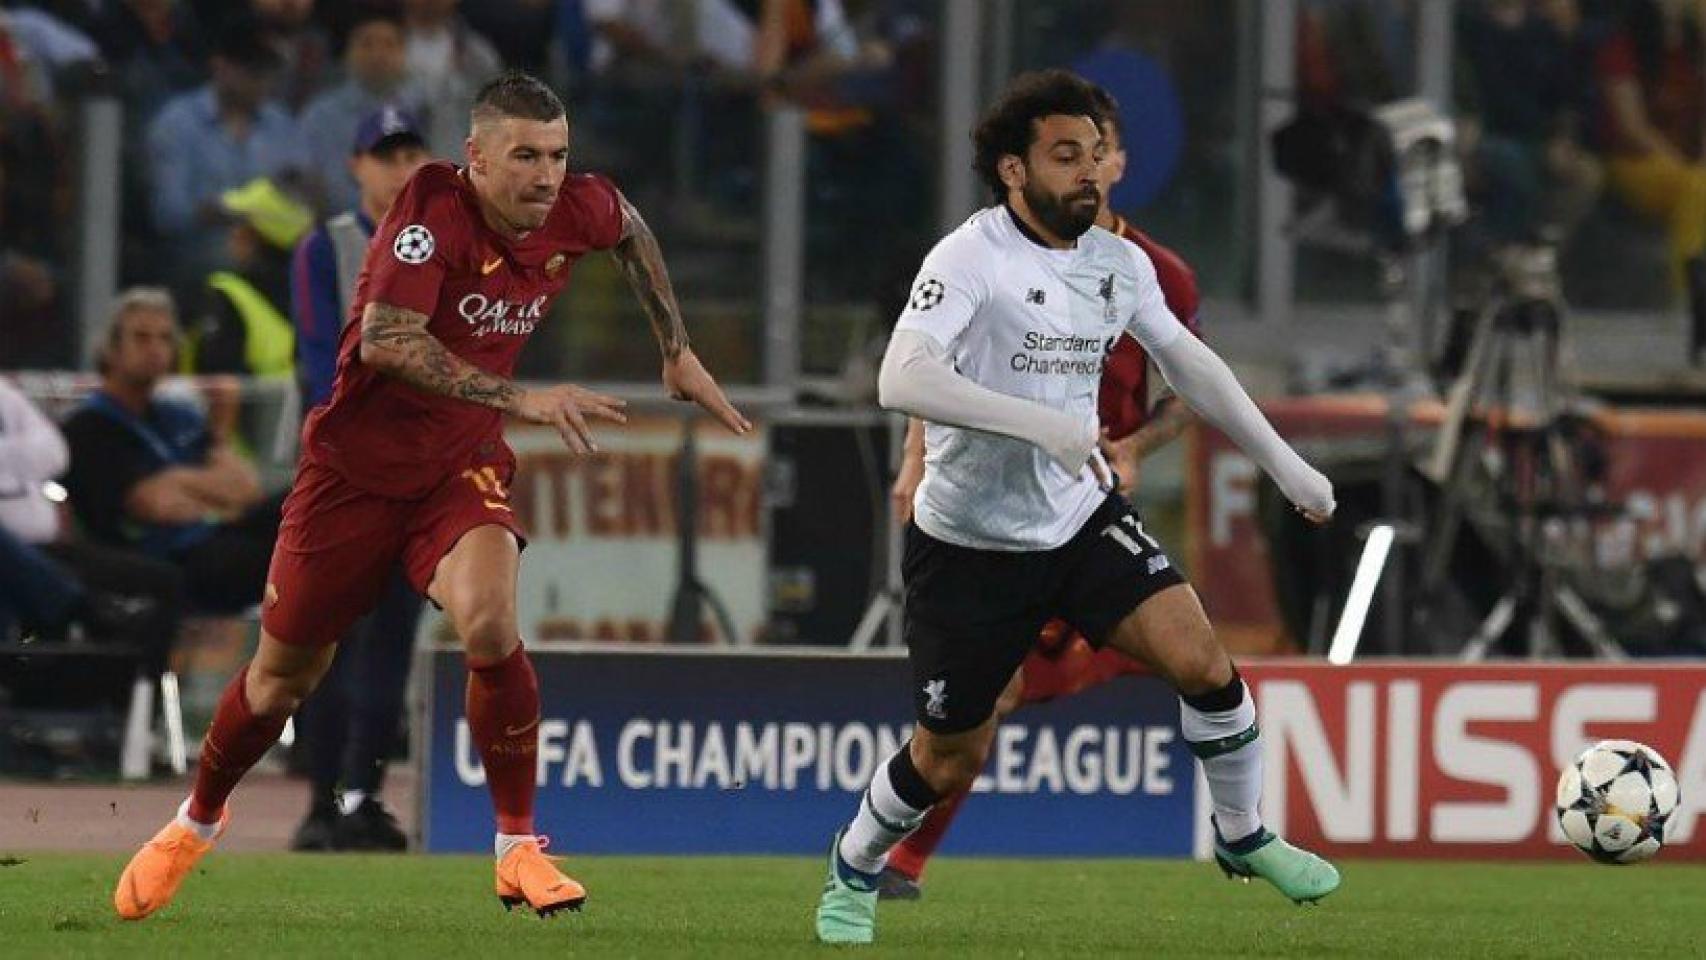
[96,287,178,374]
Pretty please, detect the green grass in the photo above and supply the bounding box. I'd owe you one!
[1,853,1703,958]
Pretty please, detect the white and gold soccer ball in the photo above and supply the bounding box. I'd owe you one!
[1555,739,1681,864]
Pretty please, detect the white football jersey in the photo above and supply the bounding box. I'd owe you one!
[895,206,1185,551]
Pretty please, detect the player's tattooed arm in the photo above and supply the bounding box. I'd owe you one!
[613,193,690,360]
[609,189,750,435]
[358,302,521,411]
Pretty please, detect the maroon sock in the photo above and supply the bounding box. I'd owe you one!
[886,786,970,881]
[466,646,540,836]
[187,666,287,824]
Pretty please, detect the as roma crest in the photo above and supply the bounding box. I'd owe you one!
[545,252,567,277]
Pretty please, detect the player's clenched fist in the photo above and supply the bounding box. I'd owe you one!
[513,384,627,454]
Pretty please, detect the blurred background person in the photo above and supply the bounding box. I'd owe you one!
[299,2,420,215]
[1457,0,1603,248]
[1596,0,1706,359]
[249,0,331,112]
[145,15,303,302]
[400,0,501,156]
[0,150,60,369]
[0,9,71,367]
[0,375,182,668]
[179,177,311,379]
[91,0,209,125]
[286,105,431,852]
[291,106,428,412]
[461,0,555,76]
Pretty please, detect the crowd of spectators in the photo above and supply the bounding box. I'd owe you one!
[9,1,1706,375]
[0,0,937,375]
[1294,0,1706,330]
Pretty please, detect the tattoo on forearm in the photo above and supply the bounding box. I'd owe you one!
[614,196,690,360]
[360,303,520,410]
[1130,401,1193,457]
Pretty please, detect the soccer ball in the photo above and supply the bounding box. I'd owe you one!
[1555,739,1681,864]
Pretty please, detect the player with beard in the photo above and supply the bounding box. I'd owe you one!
[114,72,751,922]
[878,82,1205,899]
[814,70,1340,946]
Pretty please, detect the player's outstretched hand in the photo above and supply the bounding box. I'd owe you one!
[663,349,752,435]
[516,384,628,454]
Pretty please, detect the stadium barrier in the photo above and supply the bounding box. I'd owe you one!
[419,651,1704,861]
[416,645,1197,856]
[1243,661,1706,861]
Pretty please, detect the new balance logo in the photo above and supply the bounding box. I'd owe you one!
[1025,288,1046,305]
[923,678,947,720]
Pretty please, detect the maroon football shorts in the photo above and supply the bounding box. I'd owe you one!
[262,459,525,647]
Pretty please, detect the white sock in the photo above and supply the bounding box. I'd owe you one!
[1180,690,1264,843]
[495,832,537,860]
[339,790,368,816]
[175,798,221,841]
[837,752,930,875]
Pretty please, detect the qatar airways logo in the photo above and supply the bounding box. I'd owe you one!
[458,293,548,337]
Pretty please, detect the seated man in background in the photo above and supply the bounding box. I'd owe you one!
[62,288,284,615]
[0,376,183,662]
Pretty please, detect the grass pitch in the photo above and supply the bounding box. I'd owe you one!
[1,853,1701,957]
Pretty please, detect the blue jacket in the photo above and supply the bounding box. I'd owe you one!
[289,212,374,411]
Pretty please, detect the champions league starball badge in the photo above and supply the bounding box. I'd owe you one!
[910,277,945,311]
[393,224,436,264]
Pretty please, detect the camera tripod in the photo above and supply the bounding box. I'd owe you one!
[666,414,742,645]
[1414,246,1624,660]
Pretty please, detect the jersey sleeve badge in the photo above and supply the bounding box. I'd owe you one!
[393,224,436,264]
[909,276,946,311]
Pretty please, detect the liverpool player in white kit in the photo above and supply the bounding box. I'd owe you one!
[815,70,1340,945]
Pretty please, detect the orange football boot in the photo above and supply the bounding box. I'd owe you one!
[495,838,587,917]
[113,807,228,920]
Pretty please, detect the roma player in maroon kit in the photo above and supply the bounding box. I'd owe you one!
[881,87,1202,897]
[115,73,749,921]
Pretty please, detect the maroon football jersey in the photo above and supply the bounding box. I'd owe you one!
[302,161,624,498]
[1097,216,1203,441]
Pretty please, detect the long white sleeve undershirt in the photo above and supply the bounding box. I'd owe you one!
[877,329,1097,473]
[1149,329,1336,517]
